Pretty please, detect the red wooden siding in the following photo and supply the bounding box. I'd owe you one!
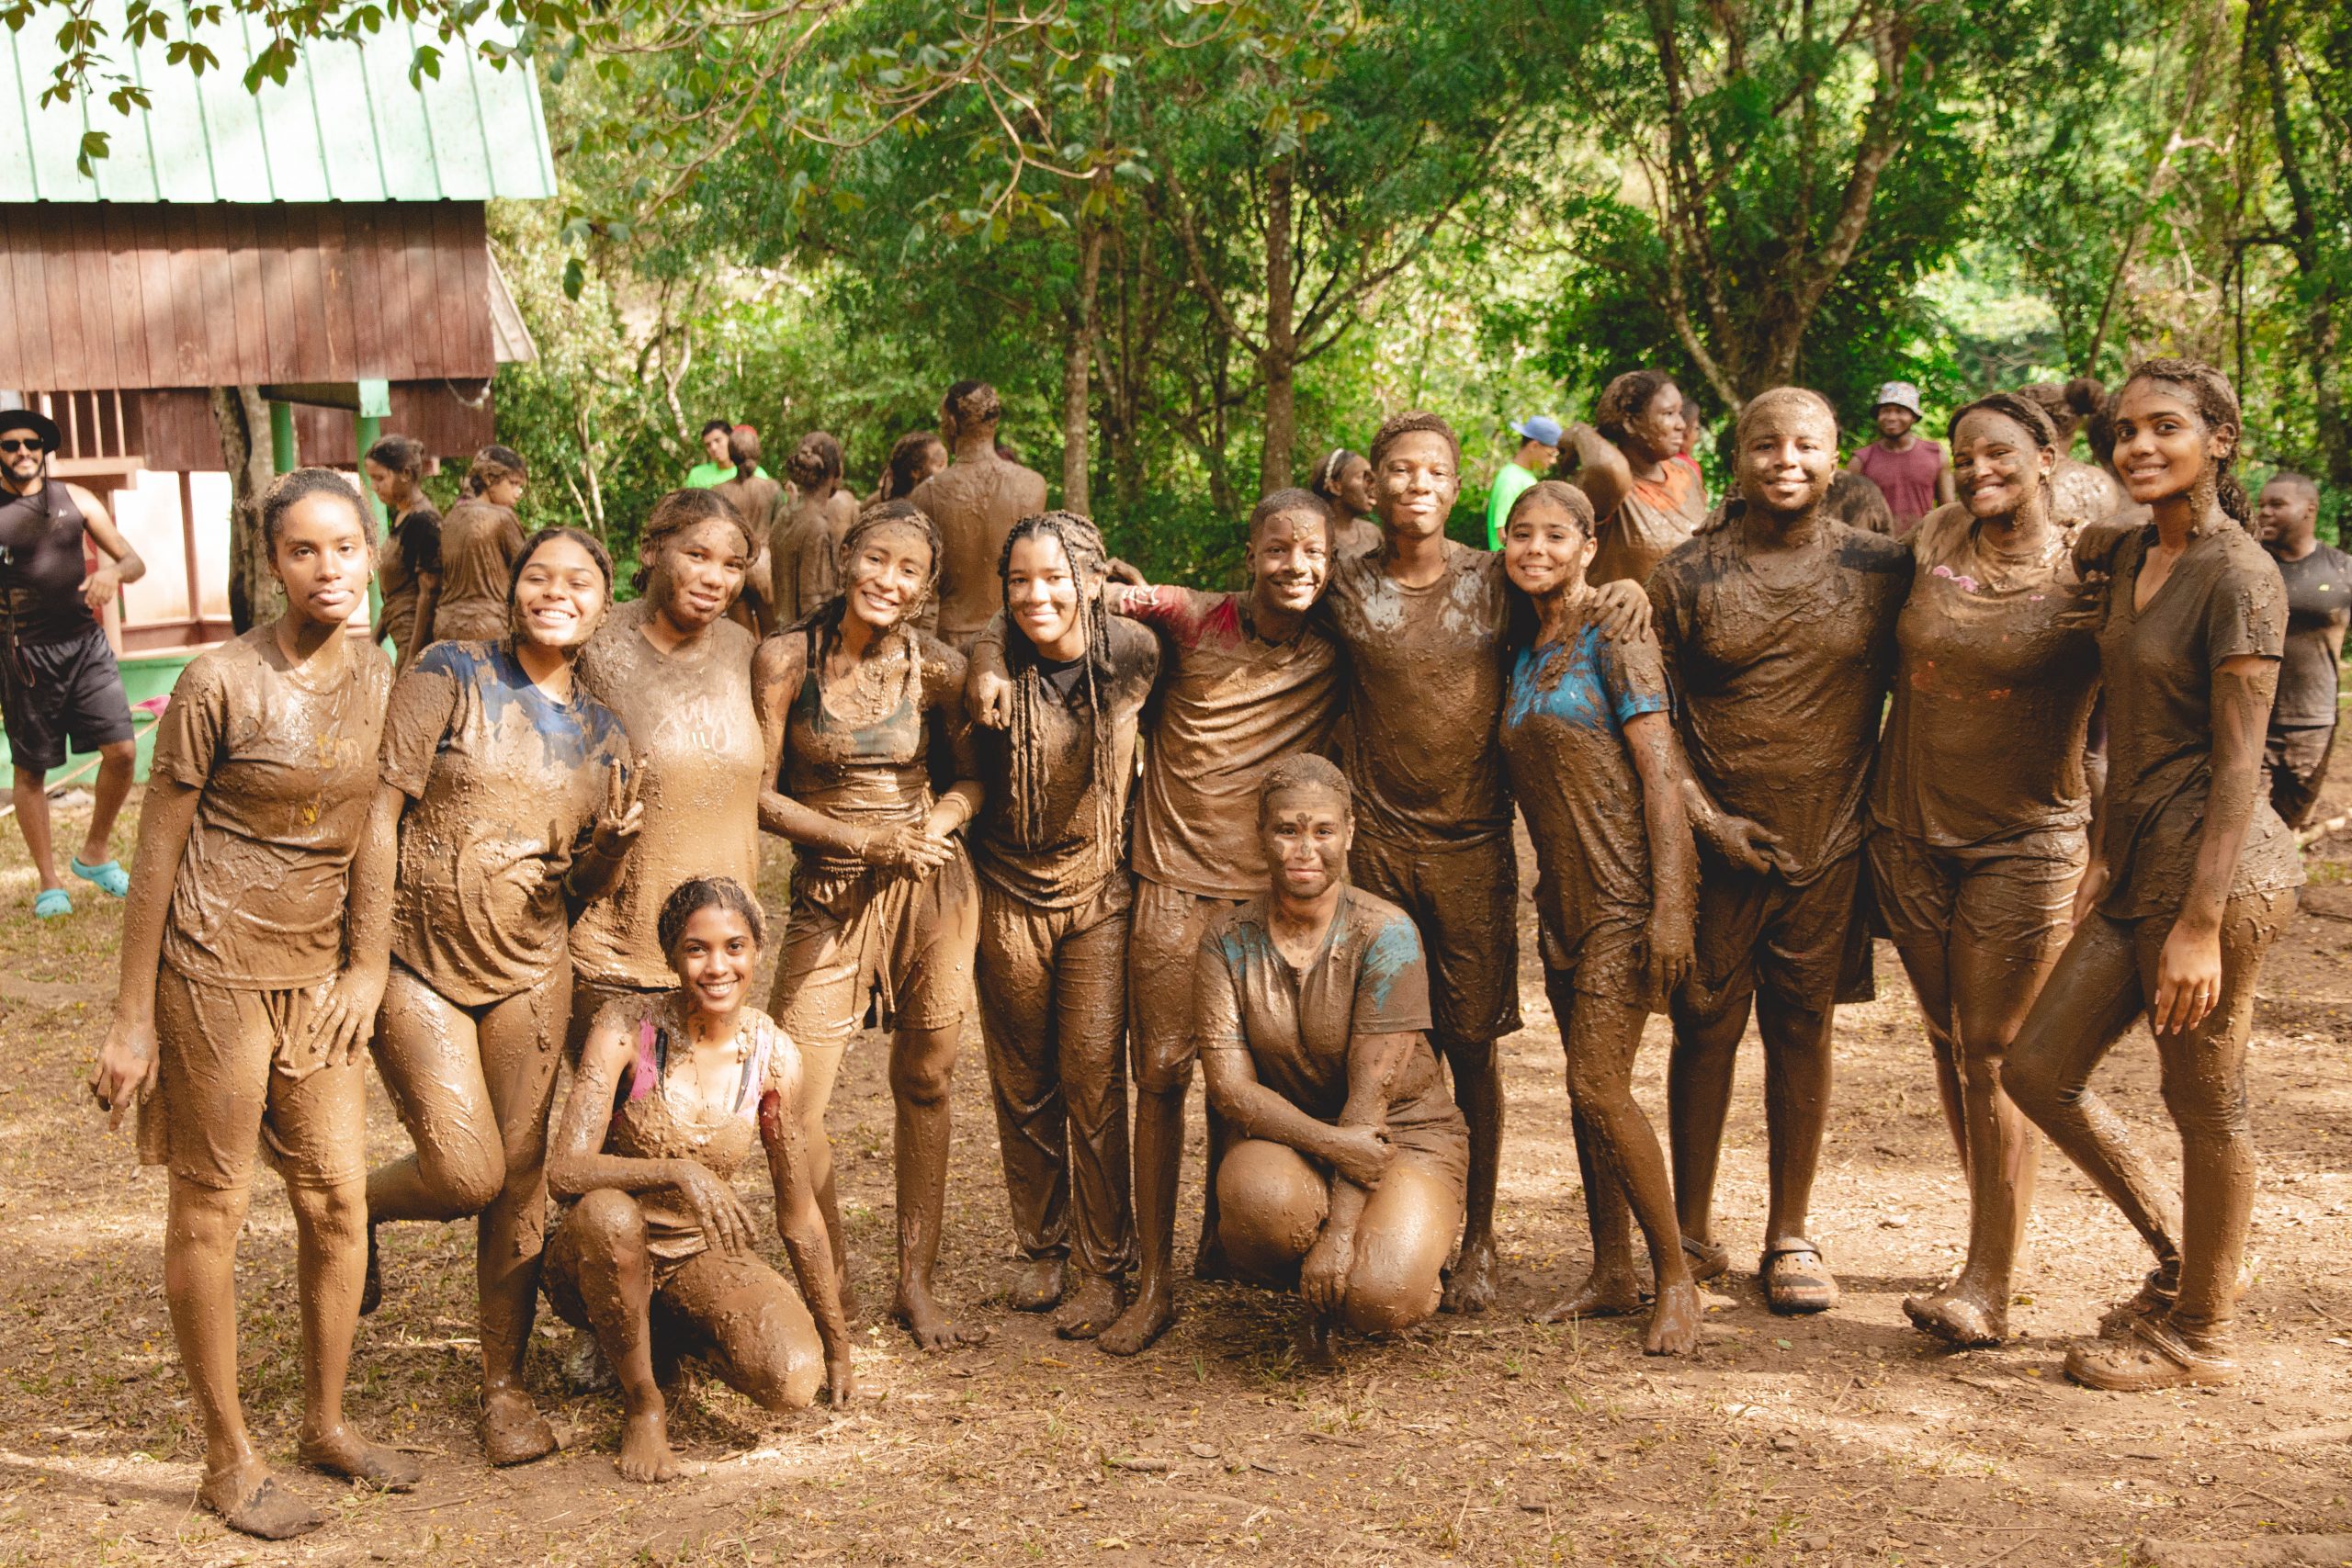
[0,201,495,390]
[133,383,497,472]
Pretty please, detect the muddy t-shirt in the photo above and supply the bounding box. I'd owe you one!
[152,628,391,989]
[1193,887,1442,1122]
[1123,586,1341,899]
[1592,455,1709,589]
[2270,543,2352,729]
[380,640,631,1005]
[769,507,842,629]
[2094,523,2302,919]
[973,615,1159,908]
[1649,518,1910,884]
[711,475,783,553]
[378,502,442,664]
[431,499,526,644]
[1322,541,1512,848]
[571,602,763,988]
[1870,508,2102,849]
[1498,622,1672,959]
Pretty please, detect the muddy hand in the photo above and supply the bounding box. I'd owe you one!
[1299,1230,1353,1315]
[1326,1124,1392,1189]
[970,667,1013,730]
[825,1354,856,1406]
[2071,859,2110,928]
[2152,919,2223,1036]
[1644,910,1695,998]
[674,1162,758,1253]
[1702,809,1788,876]
[89,1018,160,1132]
[592,759,645,857]
[303,965,390,1067]
[80,566,122,613]
[1589,579,1654,643]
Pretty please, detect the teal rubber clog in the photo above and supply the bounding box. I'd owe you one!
[69,856,130,898]
[32,887,71,919]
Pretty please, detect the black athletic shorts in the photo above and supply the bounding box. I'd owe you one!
[2,624,134,772]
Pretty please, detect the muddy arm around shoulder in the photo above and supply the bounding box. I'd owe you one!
[749,632,887,857]
[2152,653,2278,1034]
[1562,423,1632,523]
[759,1058,854,1401]
[546,1015,759,1253]
[89,780,203,1126]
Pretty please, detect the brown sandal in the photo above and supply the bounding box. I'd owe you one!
[2065,1314,2239,1391]
[1760,1240,1839,1315]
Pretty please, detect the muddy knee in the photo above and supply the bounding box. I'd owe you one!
[888,1033,958,1110]
[1999,1043,2070,1124]
[569,1188,652,1261]
[420,1122,507,1216]
[1215,1141,1326,1279]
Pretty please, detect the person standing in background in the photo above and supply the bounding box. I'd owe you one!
[912,382,1048,654]
[686,420,742,490]
[0,407,145,919]
[1563,372,1709,586]
[416,447,528,651]
[362,434,441,672]
[1849,381,1955,535]
[1485,416,1560,550]
[2256,472,2349,827]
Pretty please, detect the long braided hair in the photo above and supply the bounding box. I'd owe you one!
[2118,357,2250,525]
[996,512,1124,871]
[786,500,943,729]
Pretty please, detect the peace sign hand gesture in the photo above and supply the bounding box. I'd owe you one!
[591,758,644,860]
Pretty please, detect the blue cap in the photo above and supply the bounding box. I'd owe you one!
[1511,415,1564,447]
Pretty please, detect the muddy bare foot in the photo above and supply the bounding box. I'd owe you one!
[1296,1313,1341,1370]
[1534,1269,1646,1323]
[1009,1257,1067,1312]
[616,1402,681,1483]
[479,1386,559,1467]
[1644,1280,1702,1356]
[1053,1273,1125,1340]
[1441,1237,1498,1314]
[201,1461,326,1540]
[1095,1290,1174,1357]
[300,1425,422,1491]
[1904,1287,2008,1348]
[895,1281,989,1350]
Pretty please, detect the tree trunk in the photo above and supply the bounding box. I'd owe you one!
[1258,156,1298,496]
[209,386,278,633]
[1060,212,1105,517]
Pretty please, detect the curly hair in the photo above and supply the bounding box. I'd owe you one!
[657,875,766,958]
[995,512,1125,875]
[463,444,527,498]
[1255,752,1352,827]
[1368,411,1461,471]
[1593,370,1679,445]
[786,430,842,491]
[633,488,755,594]
[2118,357,2248,524]
[259,467,373,553]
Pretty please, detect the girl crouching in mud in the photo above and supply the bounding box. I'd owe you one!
[360,525,642,1465]
[1495,480,1701,1355]
[546,876,855,1482]
[90,469,412,1538]
[1199,755,1470,1365]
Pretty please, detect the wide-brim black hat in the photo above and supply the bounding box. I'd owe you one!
[0,407,62,450]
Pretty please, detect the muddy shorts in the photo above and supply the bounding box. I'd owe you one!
[138,964,366,1190]
[768,850,978,1053]
[2265,723,2335,829]
[1680,852,1865,1025]
[1866,824,2085,967]
[1348,830,1522,1043]
[1539,908,1655,1009]
[1,624,134,772]
[1128,876,1245,1094]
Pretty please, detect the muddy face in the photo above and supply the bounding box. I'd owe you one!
[362,457,413,513]
[1249,509,1332,618]
[1260,784,1351,902]
[1952,410,2054,522]
[1624,382,1689,465]
[512,535,610,650]
[669,904,760,1021]
[1501,496,1596,599]
[1006,531,1087,661]
[2256,479,2318,548]
[2111,381,2234,509]
[1737,395,1838,518]
[656,518,752,631]
[486,475,526,510]
[1875,404,1917,441]
[1374,431,1462,543]
[843,522,936,632]
[271,493,377,631]
[1337,456,1375,517]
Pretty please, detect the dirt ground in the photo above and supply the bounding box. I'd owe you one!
[4,782,2351,1568]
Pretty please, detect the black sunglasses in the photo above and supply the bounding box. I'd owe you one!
[0,437,46,454]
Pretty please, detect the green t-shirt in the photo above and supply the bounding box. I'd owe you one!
[1486,461,1541,549]
[687,461,768,490]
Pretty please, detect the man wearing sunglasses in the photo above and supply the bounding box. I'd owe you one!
[0,408,145,919]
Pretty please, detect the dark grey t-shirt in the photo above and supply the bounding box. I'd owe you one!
[2270,543,2352,729]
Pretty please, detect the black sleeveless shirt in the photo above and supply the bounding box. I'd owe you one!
[0,481,96,647]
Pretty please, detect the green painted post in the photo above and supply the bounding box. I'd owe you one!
[268,400,295,472]
[356,409,385,626]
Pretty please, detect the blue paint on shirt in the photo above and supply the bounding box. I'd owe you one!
[1357,912,1423,1013]
[1503,623,1667,736]
[416,639,629,775]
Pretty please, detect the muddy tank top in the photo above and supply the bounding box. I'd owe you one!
[0,481,94,647]
[783,627,935,878]
[608,1002,786,1263]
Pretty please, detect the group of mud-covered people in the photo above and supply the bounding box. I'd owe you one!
[64,357,2334,1538]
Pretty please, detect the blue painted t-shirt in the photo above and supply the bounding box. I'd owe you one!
[1498,621,1675,990]
[380,639,632,1003]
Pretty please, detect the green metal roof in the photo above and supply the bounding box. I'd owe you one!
[0,0,558,202]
